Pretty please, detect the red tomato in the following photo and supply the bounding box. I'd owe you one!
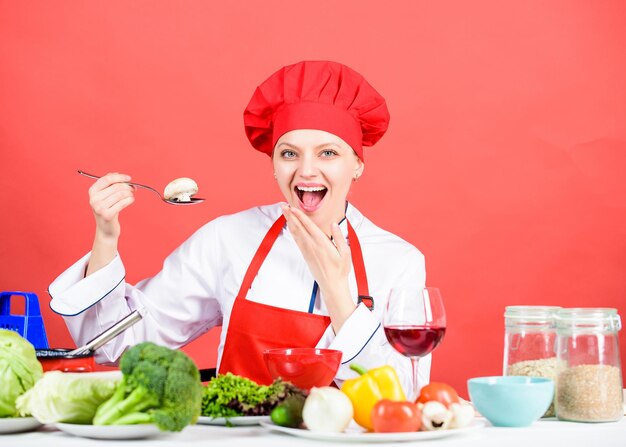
[371,399,422,433]
[416,382,460,407]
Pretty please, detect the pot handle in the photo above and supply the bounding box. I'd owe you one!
[68,307,146,356]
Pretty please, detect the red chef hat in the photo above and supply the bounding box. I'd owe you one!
[243,61,390,160]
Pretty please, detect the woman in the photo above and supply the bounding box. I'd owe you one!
[49,61,429,394]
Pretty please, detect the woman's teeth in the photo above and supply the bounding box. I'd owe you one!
[297,186,326,192]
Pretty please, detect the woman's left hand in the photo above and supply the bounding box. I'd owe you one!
[281,204,356,331]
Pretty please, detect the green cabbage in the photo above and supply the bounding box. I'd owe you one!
[16,371,121,424]
[0,329,43,417]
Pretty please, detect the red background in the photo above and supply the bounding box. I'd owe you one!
[1,1,625,396]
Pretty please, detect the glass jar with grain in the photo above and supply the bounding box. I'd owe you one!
[503,306,560,417]
[555,308,623,422]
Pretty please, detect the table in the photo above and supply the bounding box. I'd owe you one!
[3,417,625,447]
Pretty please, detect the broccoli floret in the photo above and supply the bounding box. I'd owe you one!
[93,342,203,431]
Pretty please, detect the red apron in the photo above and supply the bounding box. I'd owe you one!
[218,214,372,384]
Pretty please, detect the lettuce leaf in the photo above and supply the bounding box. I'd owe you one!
[201,373,306,417]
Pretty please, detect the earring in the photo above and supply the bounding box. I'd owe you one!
[273,172,277,180]
[353,174,359,182]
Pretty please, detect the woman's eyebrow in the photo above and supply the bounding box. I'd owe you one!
[276,142,340,150]
[316,142,341,149]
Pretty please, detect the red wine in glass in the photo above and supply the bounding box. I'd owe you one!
[384,325,446,357]
[383,287,446,399]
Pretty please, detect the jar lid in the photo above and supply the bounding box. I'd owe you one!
[555,308,622,332]
[504,305,562,321]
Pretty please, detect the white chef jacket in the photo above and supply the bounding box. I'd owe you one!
[49,202,430,394]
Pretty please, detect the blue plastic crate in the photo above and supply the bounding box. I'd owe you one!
[0,291,49,349]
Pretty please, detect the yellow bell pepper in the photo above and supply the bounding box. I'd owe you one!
[340,364,407,431]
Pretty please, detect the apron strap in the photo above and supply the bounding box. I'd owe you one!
[236,214,373,310]
[236,214,287,299]
[347,220,373,310]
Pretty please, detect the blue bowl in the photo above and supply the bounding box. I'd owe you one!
[467,376,554,427]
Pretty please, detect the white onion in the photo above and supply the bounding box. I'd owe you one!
[302,387,354,432]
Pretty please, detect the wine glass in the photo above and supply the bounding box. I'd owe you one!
[383,287,446,400]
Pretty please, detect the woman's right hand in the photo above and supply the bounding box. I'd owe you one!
[85,173,135,277]
[88,172,136,240]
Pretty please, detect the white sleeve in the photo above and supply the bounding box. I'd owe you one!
[48,223,223,365]
[315,248,429,398]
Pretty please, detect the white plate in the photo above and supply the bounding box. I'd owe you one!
[55,423,162,440]
[260,419,485,443]
[197,415,271,426]
[0,417,42,434]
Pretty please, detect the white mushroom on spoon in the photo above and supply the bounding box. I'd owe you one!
[163,178,199,202]
[77,171,204,205]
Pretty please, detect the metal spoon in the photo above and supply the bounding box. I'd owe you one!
[78,170,205,205]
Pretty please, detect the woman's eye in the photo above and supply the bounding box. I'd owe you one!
[281,150,296,158]
[321,150,337,157]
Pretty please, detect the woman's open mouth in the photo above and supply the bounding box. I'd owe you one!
[295,185,327,212]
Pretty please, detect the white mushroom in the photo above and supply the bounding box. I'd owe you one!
[449,402,475,428]
[419,401,453,431]
[163,178,198,202]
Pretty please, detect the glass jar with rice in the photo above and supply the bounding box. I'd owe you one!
[503,306,561,417]
[555,308,623,422]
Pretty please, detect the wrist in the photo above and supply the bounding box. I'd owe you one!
[321,285,356,332]
[94,228,120,246]
[87,232,119,277]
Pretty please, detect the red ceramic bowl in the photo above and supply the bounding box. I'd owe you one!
[263,348,342,389]
[36,349,95,373]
